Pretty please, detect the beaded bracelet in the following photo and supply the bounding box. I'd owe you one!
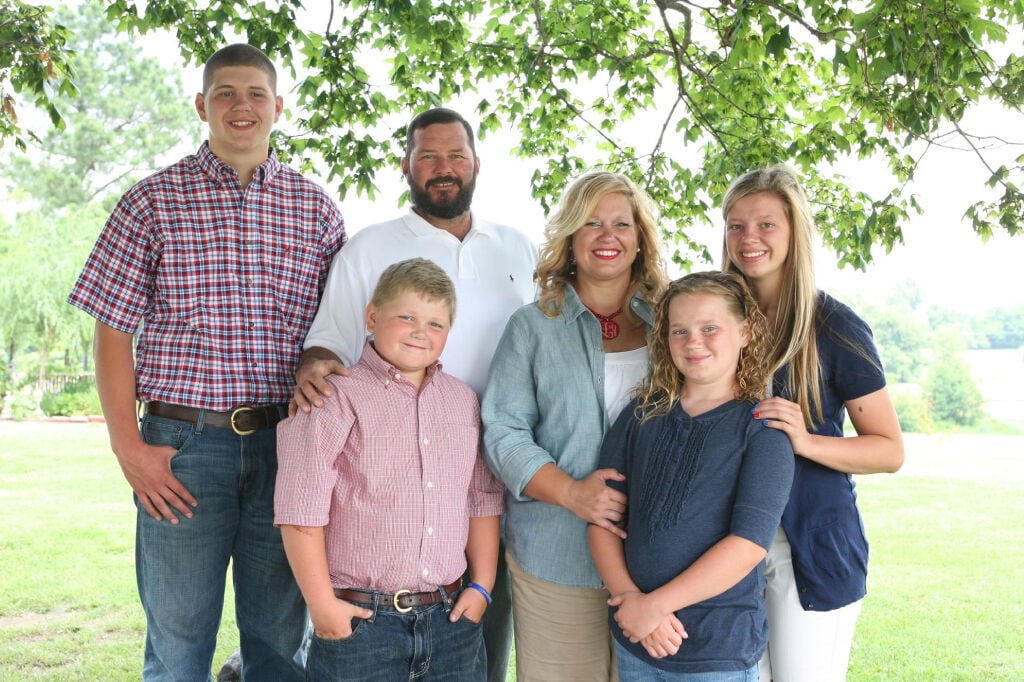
[467,581,492,605]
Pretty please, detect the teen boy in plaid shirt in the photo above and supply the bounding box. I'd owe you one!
[67,44,346,680]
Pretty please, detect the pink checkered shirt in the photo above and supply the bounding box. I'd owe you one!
[68,143,346,410]
[275,342,505,593]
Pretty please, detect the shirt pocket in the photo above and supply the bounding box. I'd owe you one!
[265,240,323,341]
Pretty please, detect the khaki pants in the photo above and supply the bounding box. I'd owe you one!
[507,552,619,681]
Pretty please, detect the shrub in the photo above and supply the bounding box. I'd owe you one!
[892,392,933,434]
[923,354,985,427]
[39,378,102,417]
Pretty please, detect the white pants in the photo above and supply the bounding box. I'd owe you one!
[758,527,863,682]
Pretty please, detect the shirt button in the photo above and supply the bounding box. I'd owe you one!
[423,437,429,445]
[422,569,429,578]
[427,527,434,535]
[426,481,434,489]
[394,372,403,381]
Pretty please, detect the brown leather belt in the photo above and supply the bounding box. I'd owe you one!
[334,579,462,613]
[144,401,286,436]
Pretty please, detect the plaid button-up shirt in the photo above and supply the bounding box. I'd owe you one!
[68,142,346,409]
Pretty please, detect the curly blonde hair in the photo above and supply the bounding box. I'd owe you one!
[636,271,770,422]
[534,171,667,319]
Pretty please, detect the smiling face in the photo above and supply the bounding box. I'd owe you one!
[724,190,792,292]
[571,192,639,287]
[668,291,750,393]
[365,290,452,387]
[195,65,282,168]
[402,121,479,220]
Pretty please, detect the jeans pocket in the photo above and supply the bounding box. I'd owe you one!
[140,415,196,452]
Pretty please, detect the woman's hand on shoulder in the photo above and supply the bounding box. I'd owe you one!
[564,468,628,539]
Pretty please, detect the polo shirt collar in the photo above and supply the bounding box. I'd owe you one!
[402,208,494,240]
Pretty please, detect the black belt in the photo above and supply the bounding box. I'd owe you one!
[144,401,285,436]
[334,579,462,613]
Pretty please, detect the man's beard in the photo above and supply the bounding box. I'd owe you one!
[409,174,476,220]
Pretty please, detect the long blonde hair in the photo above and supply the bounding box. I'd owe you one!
[721,165,821,427]
[535,171,667,318]
[636,271,770,421]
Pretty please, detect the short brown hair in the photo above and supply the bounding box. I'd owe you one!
[371,258,457,323]
[404,108,476,160]
[202,44,277,95]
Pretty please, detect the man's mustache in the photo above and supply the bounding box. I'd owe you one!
[426,176,463,189]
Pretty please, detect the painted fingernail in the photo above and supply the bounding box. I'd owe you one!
[762,420,769,426]
[753,412,760,419]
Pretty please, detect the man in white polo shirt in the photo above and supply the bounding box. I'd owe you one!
[293,107,537,682]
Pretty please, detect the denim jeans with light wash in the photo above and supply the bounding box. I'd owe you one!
[615,639,759,682]
[306,590,486,681]
[137,413,304,682]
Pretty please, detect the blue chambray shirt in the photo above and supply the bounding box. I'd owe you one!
[481,285,654,588]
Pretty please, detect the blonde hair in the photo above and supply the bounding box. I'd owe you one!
[535,171,667,319]
[720,165,821,427]
[371,258,457,323]
[636,271,770,421]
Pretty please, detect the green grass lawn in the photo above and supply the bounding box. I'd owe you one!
[1,421,1022,680]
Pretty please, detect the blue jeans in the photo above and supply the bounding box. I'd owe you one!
[137,413,305,681]
[615,639,759,682]
[306,589,486,681]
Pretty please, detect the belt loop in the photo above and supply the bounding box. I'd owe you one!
[368,592,381,622]
[194,408,206,435]
[440,577,456,610]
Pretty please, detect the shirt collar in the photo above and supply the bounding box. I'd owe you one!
[360,340,443,389]
[402,208,494,240]
[194,141,281,187]
[561,284,655,326]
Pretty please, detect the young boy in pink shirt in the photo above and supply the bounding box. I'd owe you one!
[275,257,503,680]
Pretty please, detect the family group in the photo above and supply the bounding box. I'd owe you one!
[68,44,904,682]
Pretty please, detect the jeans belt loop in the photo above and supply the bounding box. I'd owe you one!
[194,406,206,435]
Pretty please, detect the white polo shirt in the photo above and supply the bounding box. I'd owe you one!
[304,209,538,396]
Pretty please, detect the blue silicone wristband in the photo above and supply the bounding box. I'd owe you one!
[467,581,492,605]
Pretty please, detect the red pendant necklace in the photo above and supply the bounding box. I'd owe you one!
[586,305,624,340]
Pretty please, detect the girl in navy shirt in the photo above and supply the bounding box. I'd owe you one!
[590,271,794,681]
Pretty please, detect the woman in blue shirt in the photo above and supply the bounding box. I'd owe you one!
[721,165,905,682]
[482,171,667,680]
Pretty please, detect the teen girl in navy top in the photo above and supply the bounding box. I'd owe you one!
[721,165,905,682]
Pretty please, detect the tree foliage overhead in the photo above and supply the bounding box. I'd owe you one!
[7,1,198,211]
[19,1,1024,267]
[0,0,76,150]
